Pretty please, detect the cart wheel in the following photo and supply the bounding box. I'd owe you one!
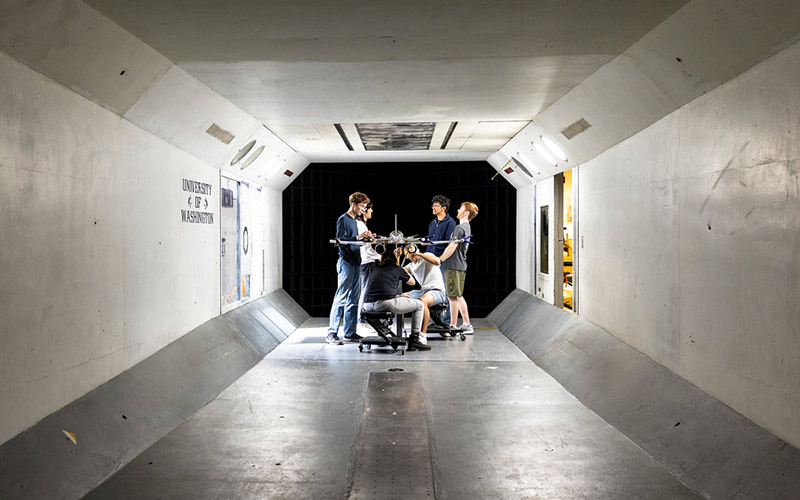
[460,334,466,341]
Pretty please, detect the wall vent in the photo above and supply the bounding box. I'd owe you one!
[560,118,592,140]
[206,123,235,144]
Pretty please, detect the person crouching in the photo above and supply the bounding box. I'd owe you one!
[362,248,431,351]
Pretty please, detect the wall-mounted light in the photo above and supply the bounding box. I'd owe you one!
[532,142,557,166]
[230,140,256,166]
[240,145,265,170]
[541,135,568,162]
[515,152,540,175]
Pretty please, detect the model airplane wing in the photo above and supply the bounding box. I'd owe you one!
[329,235,394,246]
[425,234,474,245]
[329,238,368,246]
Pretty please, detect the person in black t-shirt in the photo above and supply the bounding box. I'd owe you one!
[362,248,431,351]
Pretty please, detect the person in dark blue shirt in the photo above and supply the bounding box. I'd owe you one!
[326,192,372,345]
[428,195,457,257]
[427,194,456,324]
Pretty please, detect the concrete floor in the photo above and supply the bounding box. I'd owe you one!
[85,319,699,499]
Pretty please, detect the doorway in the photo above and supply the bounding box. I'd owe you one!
[220,175,264,313]
[562,169,575,311]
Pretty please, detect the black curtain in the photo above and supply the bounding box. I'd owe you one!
[282,162,516,318]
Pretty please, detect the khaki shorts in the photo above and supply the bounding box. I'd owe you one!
[445,269,466,297]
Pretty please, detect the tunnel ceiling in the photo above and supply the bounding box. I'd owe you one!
[83,0,691,162]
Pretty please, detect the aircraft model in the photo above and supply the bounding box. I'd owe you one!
[329,214,473,253]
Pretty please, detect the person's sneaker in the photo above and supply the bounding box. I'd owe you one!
[344,333,363,341]
[448,325,462,335]
[438,330,452,338]
[408,334,432,351]
[461,324,474,335]
[326,333,343,345]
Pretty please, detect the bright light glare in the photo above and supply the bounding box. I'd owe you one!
[541,135,568,162]
[517,152,541,174]
[532,142,557,166]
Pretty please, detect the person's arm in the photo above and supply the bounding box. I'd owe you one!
[400,268,416,287]
[418,252,441,266]
[439,241,458,263]
[338,216,371,241]
[335,216,350,240]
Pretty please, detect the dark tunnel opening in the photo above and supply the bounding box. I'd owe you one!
[282,162,517,317]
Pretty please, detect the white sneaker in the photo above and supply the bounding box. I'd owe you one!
[461,324,474,334]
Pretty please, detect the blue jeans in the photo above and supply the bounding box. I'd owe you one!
[328,258,361,337]
[407,288,447,306]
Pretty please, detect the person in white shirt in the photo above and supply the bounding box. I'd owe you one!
[402,244,447,344]
[356,202,380,324]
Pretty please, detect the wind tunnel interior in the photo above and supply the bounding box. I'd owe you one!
[4,0,800,498]
[282,162,516,318]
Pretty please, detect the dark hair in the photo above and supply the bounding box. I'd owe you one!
[378,250,398,267]
[431,195,450,210]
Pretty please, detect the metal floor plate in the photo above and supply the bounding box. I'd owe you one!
[350,371,434,500]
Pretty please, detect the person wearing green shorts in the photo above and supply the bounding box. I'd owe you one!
[439,201,479,335]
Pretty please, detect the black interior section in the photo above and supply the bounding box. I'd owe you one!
[282,162,517,318]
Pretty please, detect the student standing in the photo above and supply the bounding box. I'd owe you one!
[439,201,479,335]
[327,192,371,345]
[427,195,456,323]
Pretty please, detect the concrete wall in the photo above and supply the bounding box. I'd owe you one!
[577,39,800,447]
[0,49,283,445]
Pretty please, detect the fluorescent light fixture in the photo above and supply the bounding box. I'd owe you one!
[511,157,533,178]
[230,140,256,165]
[532,142,557,166]
[516,152,541,175]
[241,145,265,170]
[541,135,568,162]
